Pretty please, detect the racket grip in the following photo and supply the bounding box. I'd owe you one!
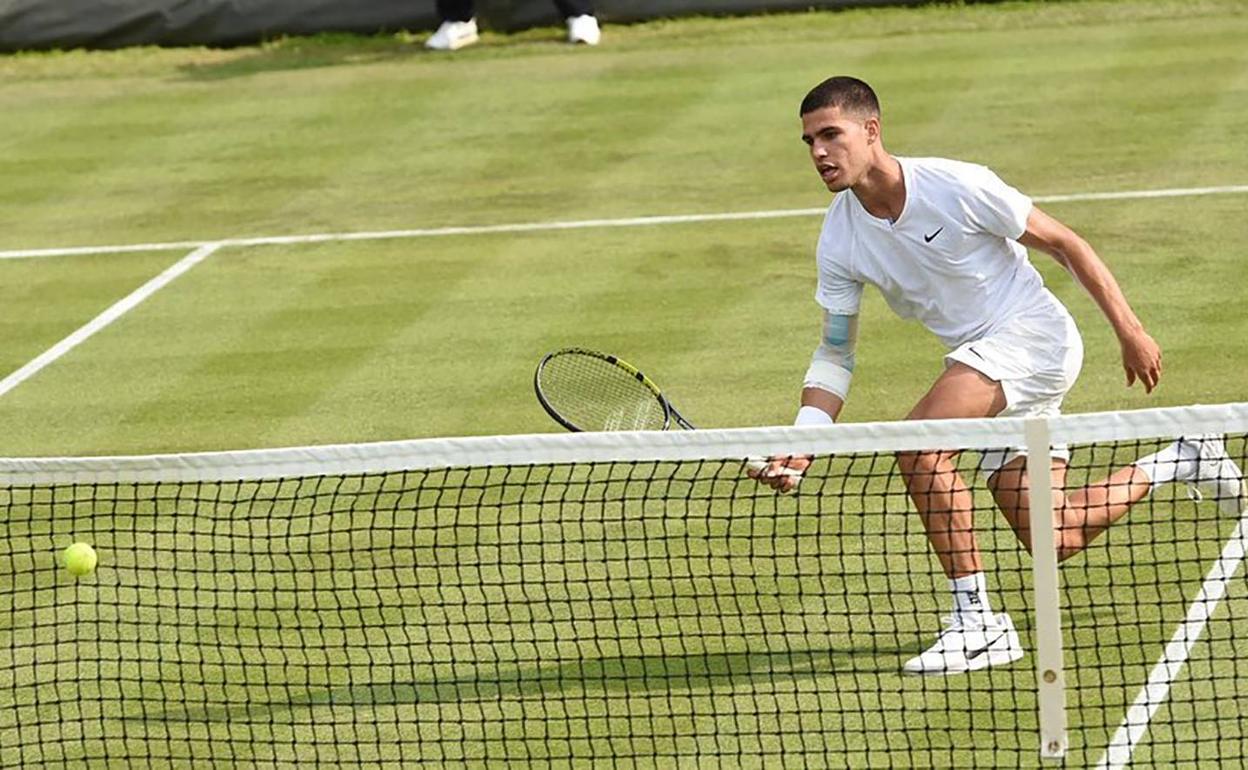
[744,457,804,492]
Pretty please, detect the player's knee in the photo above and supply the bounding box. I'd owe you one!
[1008,513,1085,562]
[1050,525,1090,562]
[1011,533,1081,562]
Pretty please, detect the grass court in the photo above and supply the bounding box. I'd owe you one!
[2,0,1247,766]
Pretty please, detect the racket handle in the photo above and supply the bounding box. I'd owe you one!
[744,458,804,492]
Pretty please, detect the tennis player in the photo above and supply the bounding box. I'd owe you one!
[751,76,1245,675]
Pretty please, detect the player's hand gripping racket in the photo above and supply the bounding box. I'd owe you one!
[533,348,803,489]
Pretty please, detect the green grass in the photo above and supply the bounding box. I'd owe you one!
[1,0,1247,767]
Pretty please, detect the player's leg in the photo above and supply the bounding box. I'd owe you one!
[899,362,1022,674]
[899,361,1005,578]
[905,302,1082,674]
[988,457,1151,561]
[991,436,1246,561]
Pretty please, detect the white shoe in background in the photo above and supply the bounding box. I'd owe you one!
[567,15,601,46]
[425,19,480,51]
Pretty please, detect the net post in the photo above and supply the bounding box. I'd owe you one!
[1025,417,1068,761]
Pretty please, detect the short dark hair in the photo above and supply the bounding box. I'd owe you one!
[799,76,880,118]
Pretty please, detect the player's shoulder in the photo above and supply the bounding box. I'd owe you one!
[904,156,1000,192]
[817,193,855,264]
[819,190,854,229]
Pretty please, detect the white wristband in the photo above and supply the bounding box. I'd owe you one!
[795,405,835,427]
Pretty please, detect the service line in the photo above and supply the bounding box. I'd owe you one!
[2,184,1246,260]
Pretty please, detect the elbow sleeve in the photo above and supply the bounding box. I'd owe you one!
[804,313,858,400]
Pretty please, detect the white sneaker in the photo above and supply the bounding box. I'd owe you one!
[425,19,480,51]
[903,613,1024,675]
[567,15,601,45]
[1180,435,1246,515]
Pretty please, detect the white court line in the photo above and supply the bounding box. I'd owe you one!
[0,243,222,399]
[1,183,1246,260]
[1095,506,1248,770]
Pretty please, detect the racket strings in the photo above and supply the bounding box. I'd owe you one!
[539,354,668,431]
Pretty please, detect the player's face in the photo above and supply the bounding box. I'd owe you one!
[800,106,876,192]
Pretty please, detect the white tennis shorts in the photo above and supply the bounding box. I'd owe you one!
[944,300,1084,477]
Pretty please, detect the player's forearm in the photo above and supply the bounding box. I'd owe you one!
[1021,208,1146,341]
[798,311,858,424]
[800,387,844,422]
[1059,239,1146,340]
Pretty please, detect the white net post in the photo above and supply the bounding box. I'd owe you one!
[1026,417,1068,760]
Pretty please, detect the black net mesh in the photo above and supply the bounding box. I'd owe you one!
[1,431,1245,768]
[1062,434,1248,768]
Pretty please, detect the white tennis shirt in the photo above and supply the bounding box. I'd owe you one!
[815,156,1062,349]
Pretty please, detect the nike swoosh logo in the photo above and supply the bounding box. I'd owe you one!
[924,227,943,243]
[966,632,1006,660]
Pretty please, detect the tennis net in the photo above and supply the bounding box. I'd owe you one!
[1,403,1246,768]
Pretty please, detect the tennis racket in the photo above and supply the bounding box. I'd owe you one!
[533,348,801,486]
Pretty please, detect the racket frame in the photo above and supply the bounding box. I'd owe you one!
[533,347,682,432]
[533,348,800,485]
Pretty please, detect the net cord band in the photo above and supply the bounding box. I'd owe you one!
[0,402,1244,485]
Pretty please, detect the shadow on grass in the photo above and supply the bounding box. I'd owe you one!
[172,29,573,81]
[173,33,421,81]
[136,643,911,724]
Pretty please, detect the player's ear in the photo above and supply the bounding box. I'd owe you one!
[864,115,881,144]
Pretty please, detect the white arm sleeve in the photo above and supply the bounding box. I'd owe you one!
[804,311,858,400]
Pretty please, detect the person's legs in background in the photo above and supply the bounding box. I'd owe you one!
[426,0,480,50]
[427,0,601,50]
[436,0,474,22]
[555,0,601,45]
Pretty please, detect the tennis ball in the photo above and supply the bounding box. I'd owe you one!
[64,543,98,577]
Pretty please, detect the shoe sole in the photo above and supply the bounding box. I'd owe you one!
[426,34,479,51]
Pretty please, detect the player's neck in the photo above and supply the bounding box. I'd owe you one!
[851,153,905,222]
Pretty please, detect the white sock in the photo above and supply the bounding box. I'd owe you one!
[1133,440,1201,490]
[950,572,993,625]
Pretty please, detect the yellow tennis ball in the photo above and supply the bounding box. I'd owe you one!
[64,543,98,577]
